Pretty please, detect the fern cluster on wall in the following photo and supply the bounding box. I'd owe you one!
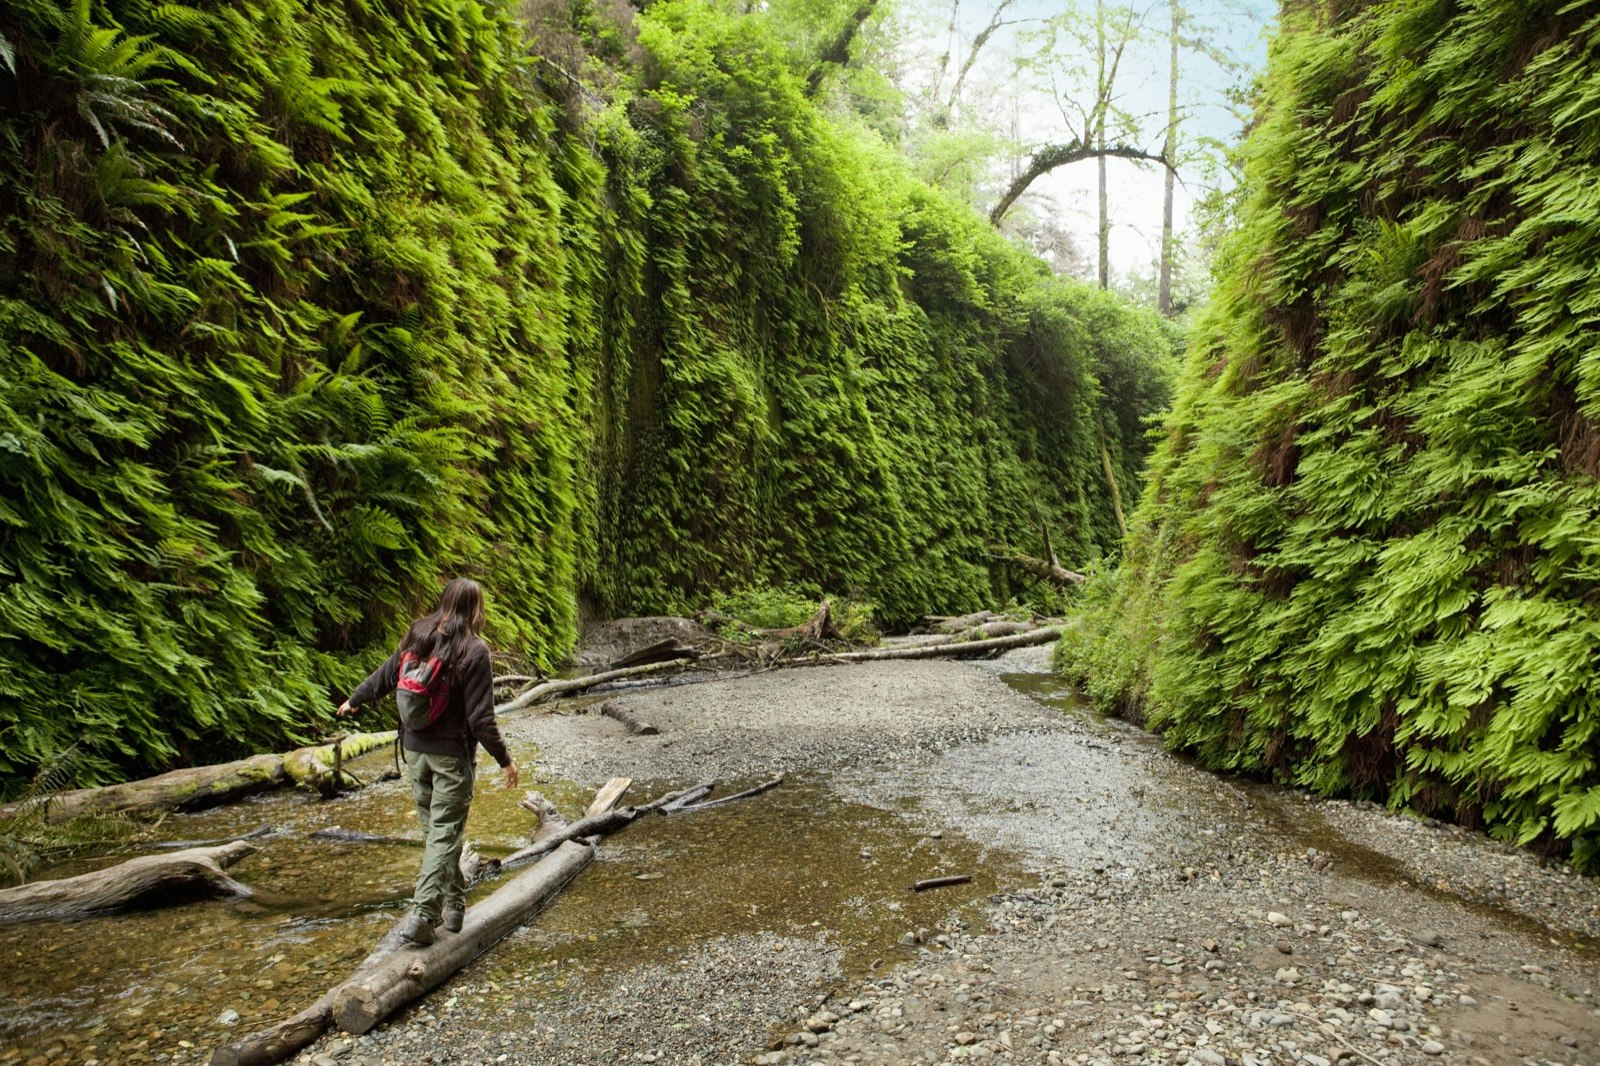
[1058,0,1600,868]
[0,0,1170,789]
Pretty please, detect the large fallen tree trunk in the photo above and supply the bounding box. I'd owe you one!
[497,659,693,714]
[812,627,1061,663]
[0,842,256,923]
[332,841,594,1034]
[4,733,398,826]
[3,755,289,825]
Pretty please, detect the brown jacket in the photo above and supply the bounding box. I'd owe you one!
[349,636,511,768]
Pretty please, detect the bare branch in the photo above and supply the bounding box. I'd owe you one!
[990,142,1169,225]
[948,0,1019,109]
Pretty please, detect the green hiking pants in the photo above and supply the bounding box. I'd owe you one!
[403,748,474,923]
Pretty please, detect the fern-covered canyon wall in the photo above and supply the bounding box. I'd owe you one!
[0,0,1170,787]
[1059,0,1600,867]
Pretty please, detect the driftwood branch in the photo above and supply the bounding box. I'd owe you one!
[520,791,568,843]
[605,639,699,671]
[497,659,693,714]
[669,776,783,814]
[585,778,633,818]
[811,628,1061,663]
[0,842,255,924]
[598,700,659,736]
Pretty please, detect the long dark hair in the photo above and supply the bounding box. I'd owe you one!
[400,578,486,672]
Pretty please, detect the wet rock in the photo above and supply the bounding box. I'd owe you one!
[1420,1039,1445,1055]
[215,1009,240,1027]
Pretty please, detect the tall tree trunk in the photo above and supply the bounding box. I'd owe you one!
[1159,0,1180,316]
[1096,2,1110,289]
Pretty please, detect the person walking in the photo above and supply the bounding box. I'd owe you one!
[338,577,520,944]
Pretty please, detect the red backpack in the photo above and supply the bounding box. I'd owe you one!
[396,651,451,731]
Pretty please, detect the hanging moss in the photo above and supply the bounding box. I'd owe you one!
[1060,0,1600,869]
[0,0,1170,791]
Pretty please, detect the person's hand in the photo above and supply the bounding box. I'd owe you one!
[501,763,520,790]
[336,699,355,717]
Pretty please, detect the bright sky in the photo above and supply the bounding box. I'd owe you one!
[895,0,1277,279]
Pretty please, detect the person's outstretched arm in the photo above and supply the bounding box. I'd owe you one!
[462,643,519,788]
[338,649,401,716]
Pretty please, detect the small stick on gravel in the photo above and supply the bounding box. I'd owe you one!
[670,776,783,814]
[910,875,972,892]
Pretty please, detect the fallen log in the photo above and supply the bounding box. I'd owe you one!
[969,620,1036,639]
[2,754,289,825]
[988,548,1087,586]
[809,627,1061,663]
[222,783,692,1064]
[932,610,998,634]
[605,639,701,671]
[500,781,726,871]
[498,808,634,872]
[211,913,416,1066]
[670,776,783,814]
[332,841,595,1035]
[497,658,694,714]
[598,700,659,736]
[0,842,256,923]
[283,733,398,795]
[5,732,398,826]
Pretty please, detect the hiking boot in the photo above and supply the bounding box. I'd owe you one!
[441,906,464,933]
[401,911,436,946]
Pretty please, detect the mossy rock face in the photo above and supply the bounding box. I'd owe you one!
[0,0,1171,793]
[1061,0,1600,869]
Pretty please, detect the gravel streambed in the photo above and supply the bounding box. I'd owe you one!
[285,652,1599,1065]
